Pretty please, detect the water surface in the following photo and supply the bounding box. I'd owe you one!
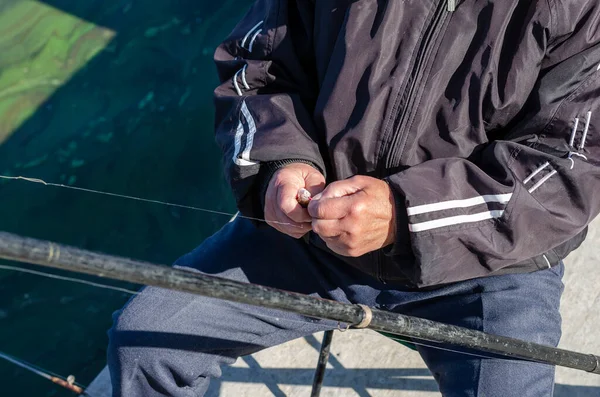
[0,1,251,395]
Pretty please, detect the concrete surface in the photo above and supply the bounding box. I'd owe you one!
[87,218,600,396]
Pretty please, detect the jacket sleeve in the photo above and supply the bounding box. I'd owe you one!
[213,0,325,218]
[385,0,600,287]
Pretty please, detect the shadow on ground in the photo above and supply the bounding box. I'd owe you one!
[205,335,600,396]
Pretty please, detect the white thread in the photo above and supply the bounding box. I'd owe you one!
[0,175,300,228]
[233,69,243,96]
[248,29,262,52]
[448,0,456,11]
[241,21,264,49]
[241,64,250,89]
[528,169,557,193]
[523,162,550,185]
[569,152,588,161]
[579,111,592,150]
[569,118,580,148]
[0,264,139,295]
[597,63,600,71]
[568,151,589,169]
[542,254,552,269]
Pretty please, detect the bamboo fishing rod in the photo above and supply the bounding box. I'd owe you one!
[0,231,598,375]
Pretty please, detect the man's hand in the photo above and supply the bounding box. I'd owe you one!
[308,175,396,257]
[264,163,325,238]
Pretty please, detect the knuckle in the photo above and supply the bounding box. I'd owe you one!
[350,201,366,217]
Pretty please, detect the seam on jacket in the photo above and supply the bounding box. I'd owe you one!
[400,13,454,165]
[260,0,279,87]
[502,146,523,224]
[545,0,557,45]
[377,3,437,169]
[267,0,278,55]
[502,175,523,223]
[507,144,523,167]
[229,99,245,142]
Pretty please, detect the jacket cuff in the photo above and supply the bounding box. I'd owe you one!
[257,159,323,217]
[382,178,412,257]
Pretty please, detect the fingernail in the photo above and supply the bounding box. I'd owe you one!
[312,193,322,201]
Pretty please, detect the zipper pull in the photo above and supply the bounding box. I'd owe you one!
[448,0,456,12]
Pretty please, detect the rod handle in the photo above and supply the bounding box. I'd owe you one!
[50,377,84,394]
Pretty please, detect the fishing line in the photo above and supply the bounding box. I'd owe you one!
[0,264,138,295]
[0,261,541,362]
[0,175,303,229]
[0,351,55,381]
[0,179,556,366]
[0,263,322,327]
[0,350,90,395]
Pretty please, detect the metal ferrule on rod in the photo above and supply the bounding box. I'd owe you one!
[0,231,599,375]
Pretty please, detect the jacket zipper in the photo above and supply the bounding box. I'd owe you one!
[377,1,451,176]
[375,1,450,283]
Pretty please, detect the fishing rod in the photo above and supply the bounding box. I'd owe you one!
[0,351,85,395]
[0,231,598,375]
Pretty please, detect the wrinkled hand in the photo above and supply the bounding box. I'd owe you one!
[264,163,325,238]
[308,175,396,257]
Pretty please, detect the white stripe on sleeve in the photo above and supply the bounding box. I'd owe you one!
[232,100,258,167]
[241,21,264,49]
[406,193,512,216]
[240,101,257,164]
[408,210,505,233]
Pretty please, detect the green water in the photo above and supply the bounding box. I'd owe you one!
[0,1,251,395]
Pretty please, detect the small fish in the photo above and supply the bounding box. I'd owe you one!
[296,188,312,208]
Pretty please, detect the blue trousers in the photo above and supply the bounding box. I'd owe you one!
[107,218,564,396]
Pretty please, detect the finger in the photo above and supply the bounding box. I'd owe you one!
[304,172,326,196]
[307,196,351,220]
[265,192,286,232]
[264,176,311,237]
[273,188,309,229]
[278,183,312,223]
[322,236,365,258]
[282,222,312,239]
[311,219,342,239]
[269,199,311,237]
[317,178,362,200]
